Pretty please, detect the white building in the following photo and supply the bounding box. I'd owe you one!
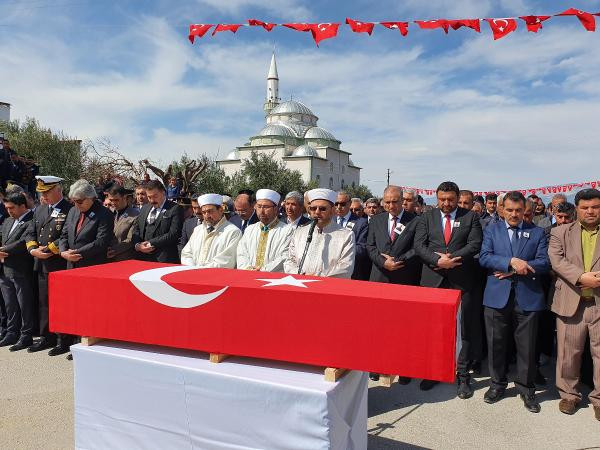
[217,54,361,190]
[0,102,10,123]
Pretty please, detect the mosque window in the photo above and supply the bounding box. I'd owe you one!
[341,179,345,188]
[329,177,334,189]
[341,166,345,174]
[330,162,334,172]
[316,174,320,185]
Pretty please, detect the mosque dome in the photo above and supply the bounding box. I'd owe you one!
[257,124,297,138]
[304,126,337,141]
[270,100,316,117]
[292,144,319,157]
[225,149,240,160]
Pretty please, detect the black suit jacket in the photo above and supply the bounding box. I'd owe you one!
[178,216,201,256]
[229,211,258,233]
[414,207,483,289]
[339,213,369,280]
[132,201,183,263]
[367,211,421,285]
[0,210,34,278]
[59,201,114,269]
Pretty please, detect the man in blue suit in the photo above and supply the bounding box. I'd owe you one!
[335,191,369,280]
[479,191,550,413]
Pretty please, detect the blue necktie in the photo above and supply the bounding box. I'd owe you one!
[510,226,519,255]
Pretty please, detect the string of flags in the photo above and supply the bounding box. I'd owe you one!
[189,8,599,46]
[398,180,600,198]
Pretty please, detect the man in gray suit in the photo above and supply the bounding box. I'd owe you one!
[106,185,140,262]
[0,192,35,351]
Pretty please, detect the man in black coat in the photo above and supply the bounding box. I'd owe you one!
[132,179,183,263]
[0,192,35,351]
[414,181,483,398]
[178,194,202,257]
[335,191,369,280]
[229,190,258,233]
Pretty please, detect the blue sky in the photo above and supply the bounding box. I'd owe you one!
[1,0,599,196]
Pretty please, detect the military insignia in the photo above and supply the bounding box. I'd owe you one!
[51,209,60,218]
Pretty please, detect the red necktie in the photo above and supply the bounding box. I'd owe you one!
[390,216,398,242]
[76,212,85,235]
[444,214,452,245]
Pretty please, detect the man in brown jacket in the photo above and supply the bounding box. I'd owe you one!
[549,188,600,419]
[106,185,139,262]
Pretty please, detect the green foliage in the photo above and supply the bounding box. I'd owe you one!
[342,183,374,201]
[188,158,230,196]
[1,117,84,187]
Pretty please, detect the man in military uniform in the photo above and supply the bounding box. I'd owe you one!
[24,175,73,355]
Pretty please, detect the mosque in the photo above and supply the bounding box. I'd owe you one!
[217,54,361,190]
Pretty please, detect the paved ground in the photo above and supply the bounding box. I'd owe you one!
[1,345,599,449]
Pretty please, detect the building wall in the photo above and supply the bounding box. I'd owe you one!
[0,103,10,123]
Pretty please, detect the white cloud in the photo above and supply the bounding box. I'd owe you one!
[194,0,313,20]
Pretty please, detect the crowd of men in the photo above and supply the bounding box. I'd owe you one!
[0,173,599,420]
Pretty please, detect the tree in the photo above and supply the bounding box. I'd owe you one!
[343,183,374,201]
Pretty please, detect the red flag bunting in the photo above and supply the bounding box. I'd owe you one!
[448,19,481,32]
[188,24,213,43]
[557,8,596,32]
[485,18,518,40]
[346,18,375,34]
[212,24,242,36]
[283,23,313,32]
[380,21,409,36]
[310,23,340,46]
[248,19,276,31]
[519,15,551,32]
[415,20,449,33]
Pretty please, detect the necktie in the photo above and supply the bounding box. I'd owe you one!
[510,226,519,255]
[8,220,20,237]
[444,214,452,245]
[76,212,85,235]
[148,208,158,224]
[338,217,343,226]
[390,216,398,242]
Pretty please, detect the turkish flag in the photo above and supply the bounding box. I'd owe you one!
[248,19,276,31]
[519,15,551,32]
[212,24,243,36]
[310,23,340,46]
[557,8,596,32]
[415,20,449,33]
[380,21,409,36]
[448,19,481,32]
[485,18,518,40]
[188,24,213,43]
[283,23,313,32]
[346,18,375,34]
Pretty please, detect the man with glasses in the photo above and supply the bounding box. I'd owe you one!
[237,189,293,272]
[284,188,355,278]
[334,191,369,280]
[350,198,364,218]
[180,193,242,267]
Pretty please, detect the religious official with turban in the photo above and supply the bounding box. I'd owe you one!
[284,188,355,278]
[237,189,293,272]
[180,193,242,267]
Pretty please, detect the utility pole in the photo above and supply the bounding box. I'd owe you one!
[386,169,391,186]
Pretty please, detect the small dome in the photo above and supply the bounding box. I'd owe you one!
[257,124,297,138]
[292,144,319,157]
[270,100,316,117]
[305,126,337,141]
[225,150,240,160]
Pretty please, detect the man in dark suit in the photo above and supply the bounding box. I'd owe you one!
[414,181,483,398]
[25,176,73,354]
[0,192,35,351]
[283,191,311,228]
[106,185,140,262]
[480,191,550,413]
[335,191,369,280]
[132,179,183,263]
[229,190,258,233]
[178,194,202,256]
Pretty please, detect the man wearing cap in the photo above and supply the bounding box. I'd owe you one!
[181,194,242,267]
[106,185,140,262]
[284,188,355,278]
[237,189,294,272]
[24,176,74,354]
[178,194,203,257]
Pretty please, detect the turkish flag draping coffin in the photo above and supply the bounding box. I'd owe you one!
[49,261,460,382]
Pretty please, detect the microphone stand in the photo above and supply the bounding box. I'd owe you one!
[298,219,317,275]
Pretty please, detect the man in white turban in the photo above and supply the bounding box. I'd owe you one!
[237,189,294,272]
[180,194,242,267]
[284,188,355,278]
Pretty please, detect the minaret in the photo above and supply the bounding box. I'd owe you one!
[263,53,280,116]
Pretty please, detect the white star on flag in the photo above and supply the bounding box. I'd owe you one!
[257,275,321,288]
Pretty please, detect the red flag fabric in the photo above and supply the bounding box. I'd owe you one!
[248,19,276,31]
[448,19,481,32]
[212,24,242,36]
[415,20,449,33]
[346,18,375,34]
[557,8,596,32]
[283,23,313,32]
[485,18,518,40]
[380,21,409,36]
[519,15,551,32]
[310,23,340,46]
[188,24,213,43]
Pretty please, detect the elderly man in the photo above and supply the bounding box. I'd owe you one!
[285,188,355,278]
[335,190,369,280]
[181,194,242,267]
[106,185,140,262]
[229,190,258,233]
[284,191,310,228]
[132,180,183,263]
[364,197,380,222]
[178,194,202,256]
[0,192,35,351]
[237,189,294,272]
[536,193,567,228]
[548,189,600,419]
[402,189,418,214]
[350,198,364,218]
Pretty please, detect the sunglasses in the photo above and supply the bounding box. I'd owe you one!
[334,202,347,207]
[72,199,87,204]
[309,206,328,212]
